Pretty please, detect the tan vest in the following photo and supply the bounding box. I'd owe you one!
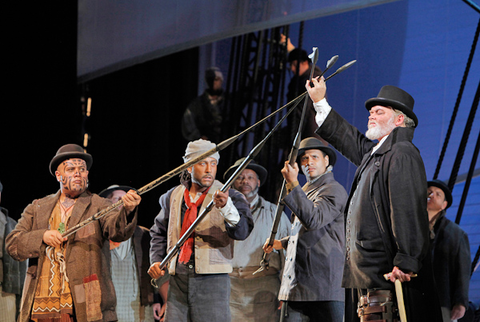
[166,180,234,275]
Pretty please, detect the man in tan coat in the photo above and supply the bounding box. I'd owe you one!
[6,144,141,322]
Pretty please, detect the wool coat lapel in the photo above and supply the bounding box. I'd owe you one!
[36,192,60,230]
[67,192,91,229]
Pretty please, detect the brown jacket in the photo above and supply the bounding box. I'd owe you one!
[6,190,138,322]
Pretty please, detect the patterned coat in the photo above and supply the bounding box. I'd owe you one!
[6,190,138,322]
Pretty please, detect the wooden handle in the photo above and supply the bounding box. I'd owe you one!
[395,279,407,322]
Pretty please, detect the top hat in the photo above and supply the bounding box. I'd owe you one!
[98,184,134,198]
[427,179,453,209]
[365,85,418,127]
[297,138,337,169]
[49,144,93,176]
[223,158,268,186]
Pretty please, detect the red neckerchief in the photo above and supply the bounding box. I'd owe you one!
[178,186,210,264]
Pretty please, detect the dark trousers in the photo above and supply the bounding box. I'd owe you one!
[345,285,443,322]
[285,300,344,322]
[165,268,231,322]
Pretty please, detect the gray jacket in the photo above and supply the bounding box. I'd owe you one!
[278,171,347,302]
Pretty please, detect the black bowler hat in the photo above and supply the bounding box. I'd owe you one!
[49,144,93,176]
[99,184,134,198]
[365,85,418,127]
[428,179,453,209]
[223,158,268,186]
[297,137,337,169]
[287,48,309,63]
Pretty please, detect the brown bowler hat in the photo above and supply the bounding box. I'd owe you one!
[49,144,93,176]
[365,85,418,127]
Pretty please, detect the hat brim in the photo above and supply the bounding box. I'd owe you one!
[297,146,337,170]
[98,185,134,198]
[365,97,418,127]
[49,152,93,176]
[224,163,267,186]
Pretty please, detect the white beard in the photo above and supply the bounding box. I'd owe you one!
[366,116,396,140]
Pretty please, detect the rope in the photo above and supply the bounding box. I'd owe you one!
[454,98,480,225]
[472,245,480,276]
[447,78,480,192]
[433,18,480,180]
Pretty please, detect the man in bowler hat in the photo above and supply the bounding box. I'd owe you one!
[6,144,141,322]
[264,137,348,322]
[427,180,470,321]
[224,158,291,322]
[306,79,442,321]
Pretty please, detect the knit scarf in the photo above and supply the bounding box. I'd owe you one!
[178,187,210,264]
[32,202,74,321]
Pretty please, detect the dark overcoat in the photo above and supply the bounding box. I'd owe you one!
[317,109,429,288]
[317,109,442,321]
[279,171,348,302]
[6,191,138,322]
[432,211,471,313]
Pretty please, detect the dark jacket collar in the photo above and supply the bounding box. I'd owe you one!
[373,126,415,156]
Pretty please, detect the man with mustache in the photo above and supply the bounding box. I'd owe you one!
[6,144,142,322]
[148,139,253,322]
[306,78,441,321]
[264,137,348,322]
[224,158,291,322]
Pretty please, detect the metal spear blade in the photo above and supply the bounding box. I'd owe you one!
[317,55,338,79]
[325,60,357,81]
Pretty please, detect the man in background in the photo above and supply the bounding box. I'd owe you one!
[225,158,291,321]
[181,67,226,143]
[427,179,471,321]
[99,184,155,322]
[1,180,27,321]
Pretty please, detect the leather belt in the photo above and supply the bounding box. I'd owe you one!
[229,266,279,279]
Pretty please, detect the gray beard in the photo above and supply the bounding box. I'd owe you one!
[244,186,259,199]
[366,118,396,140]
